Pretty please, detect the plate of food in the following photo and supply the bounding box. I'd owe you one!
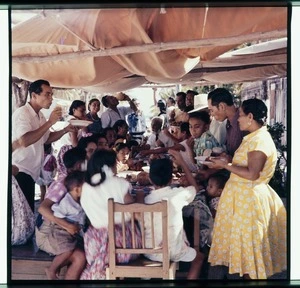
[69,119,93,127]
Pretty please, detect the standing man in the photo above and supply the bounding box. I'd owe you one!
[100,94,137,128]
[12,79,75,212]
[207,88,245,158]
[127,98,147,144]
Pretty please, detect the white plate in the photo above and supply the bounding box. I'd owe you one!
[70,119,93,127]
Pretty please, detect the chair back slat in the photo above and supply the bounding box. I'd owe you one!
[106,198,177,279]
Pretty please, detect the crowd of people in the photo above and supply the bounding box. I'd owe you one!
[11,79,287,280]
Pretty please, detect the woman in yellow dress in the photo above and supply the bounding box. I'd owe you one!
[206,98,286,279]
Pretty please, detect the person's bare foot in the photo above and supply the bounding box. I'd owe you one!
[45,267,59,280]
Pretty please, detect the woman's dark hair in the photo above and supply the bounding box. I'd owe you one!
[208,88,234,106]
[188,110,211,124]
[77,135,97,150]
[241,98,268,126]
[64,171,86,192]
[68,100,86,115]
[63,147,86,169]
[88,98,100,111]
[85,149,117,186]
[29,79,50,96]
[149,158,173,186]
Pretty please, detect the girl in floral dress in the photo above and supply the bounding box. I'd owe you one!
[80,149,142,280]
[206,98,286,279]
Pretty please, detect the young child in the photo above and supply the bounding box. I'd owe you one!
[36,147,87,280]
[206,172,229,219]
[143,149,206,279]
[36,143,57,202]
[79,149,142,280]
[114,142,131,173]
[188,110,220,165]
[45,171,86,280]
[145,117,174,149]
[140,122,197,173]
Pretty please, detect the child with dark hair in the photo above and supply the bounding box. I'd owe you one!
[114,142,131,173]
[80,149,142,280]
[103,127,117,148]
[143,151,206,279]
[206,172,229,218]
[140,122,197,172]
[188,110,220,169]
[43,171,86,280]
[36,147,87,280]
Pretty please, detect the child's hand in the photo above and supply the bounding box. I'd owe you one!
[168,149,184,165]
[65,222,81,235]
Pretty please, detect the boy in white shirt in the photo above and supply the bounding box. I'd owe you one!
[143,149,206,279]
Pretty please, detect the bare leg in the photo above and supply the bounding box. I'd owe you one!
[187,251,206,279]
[64,247,86,280]
[45,251,73,280]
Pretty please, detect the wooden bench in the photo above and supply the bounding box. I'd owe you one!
[11,240,66,280]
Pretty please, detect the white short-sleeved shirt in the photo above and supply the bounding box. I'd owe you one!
[12,103,50,181]
[144,185,196,262]
[52,193,86,226]
[80,168,132,229]
[101,106,133,128]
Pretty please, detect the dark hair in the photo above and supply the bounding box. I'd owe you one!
[176,91,186,101]
[68,100,86,115]
[188,110,211,124]
[63,147,86,169]
[85,149,117,186]
[88,98,100,111]
[101,95,110,108]
[149,158,173,186]
[241,98,268,125]
[113,119,128,133]
[77,135,97,150]
[168,97,176,105]
[186,90,198,96]
[208,172,229,189]
[43,143,52,154]
[208,88,234,106]
[28,79,50,96]
[64,170,86,192]
[180,122,191,137]
[114,142,129,152]
[157,99,166,114]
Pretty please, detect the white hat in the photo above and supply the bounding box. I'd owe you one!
[188,94,208,113]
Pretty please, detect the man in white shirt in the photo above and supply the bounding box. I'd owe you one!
[12,79,75,212]
[100,94,137,128]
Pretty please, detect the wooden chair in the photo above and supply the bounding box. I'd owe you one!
[106,198,177,280]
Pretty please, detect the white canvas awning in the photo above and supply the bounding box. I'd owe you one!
[11,5,287,92]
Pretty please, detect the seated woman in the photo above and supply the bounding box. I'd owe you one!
[11,164,35,245]
[80,149,142,280]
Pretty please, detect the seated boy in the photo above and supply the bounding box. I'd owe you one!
[143,149,206,279]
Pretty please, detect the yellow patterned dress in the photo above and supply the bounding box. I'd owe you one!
[208,126,287,279]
